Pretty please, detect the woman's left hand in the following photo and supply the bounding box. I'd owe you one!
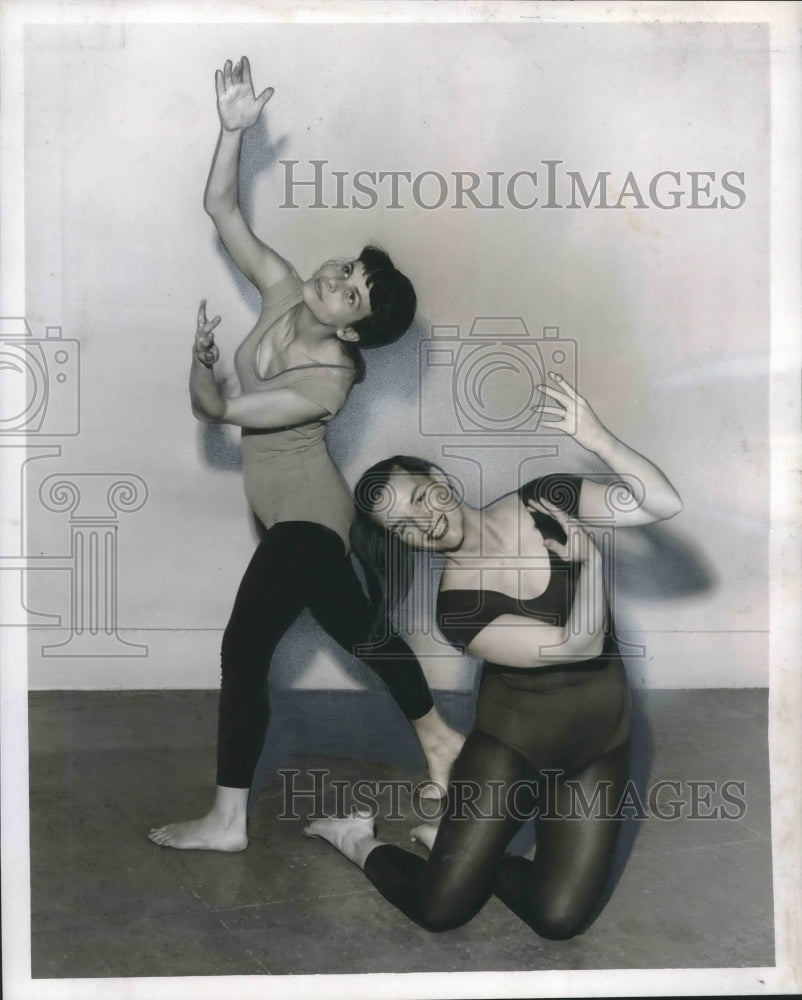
[535,372,606,452]
[526,498,600,564]
[194,298,221,368]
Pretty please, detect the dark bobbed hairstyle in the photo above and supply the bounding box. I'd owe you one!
[352,245,417,348]
[350,454,439,641]
[338,245,416,384]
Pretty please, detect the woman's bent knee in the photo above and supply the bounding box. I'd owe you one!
[416,889,481,933]
[417,904,469,934]
[531,904,590,940]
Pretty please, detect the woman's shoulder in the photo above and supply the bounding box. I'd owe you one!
[484,473,583,517]
[439,563,482,597]
[317,338,358,376]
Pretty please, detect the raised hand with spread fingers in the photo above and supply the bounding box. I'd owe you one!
[215,56,274,133]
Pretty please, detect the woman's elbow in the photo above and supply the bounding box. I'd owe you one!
[204,196,236,224]
[637,492,683,525]
[654,493,684,521]
[204,201,226,221]
[587,633,606,659]
[667,494,684,518]
[191,402,225,424]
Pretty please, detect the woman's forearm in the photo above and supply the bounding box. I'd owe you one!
[589,426,683,520]
[204,128,242,216]
[189,355,226,421]
[558,547,606,661]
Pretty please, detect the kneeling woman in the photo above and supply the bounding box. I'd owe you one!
[305,374,682,938]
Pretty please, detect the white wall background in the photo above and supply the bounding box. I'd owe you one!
[20,21,769,690]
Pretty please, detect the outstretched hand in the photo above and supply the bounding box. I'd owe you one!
[194,299,221,368]
[526,498,598,564]
[215,56,274,132]
[535,372,606,451]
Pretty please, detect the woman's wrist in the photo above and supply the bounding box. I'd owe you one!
[218,123,244,141]
[576,420,614,457]
[578,537,601,566]
[192,349,216,371]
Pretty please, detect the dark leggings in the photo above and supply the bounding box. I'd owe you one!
[217,521,434,788]
[364,730,630,938]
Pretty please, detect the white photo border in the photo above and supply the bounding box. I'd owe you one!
[1,1,799,998]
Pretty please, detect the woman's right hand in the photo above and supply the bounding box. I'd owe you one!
[215,56,274,132]
[194,299,221,368]
[527,499,599,564]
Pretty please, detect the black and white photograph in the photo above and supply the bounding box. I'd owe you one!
[1,2,800,998]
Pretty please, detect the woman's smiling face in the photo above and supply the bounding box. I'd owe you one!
[369,468,465,552]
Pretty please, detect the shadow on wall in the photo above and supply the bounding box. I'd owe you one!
[612,521,717,600]
[201,422,242,471]
[327,317,428,471]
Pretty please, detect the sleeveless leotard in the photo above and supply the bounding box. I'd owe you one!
[233,270,357,550]
[436,474,630,775]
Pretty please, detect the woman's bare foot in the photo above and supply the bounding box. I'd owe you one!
[411,707,466,800]
[304,809,381,868]
[410,820,440,852]
[148,786,249,851]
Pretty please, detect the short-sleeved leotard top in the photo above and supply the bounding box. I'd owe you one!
[233,270,357,551]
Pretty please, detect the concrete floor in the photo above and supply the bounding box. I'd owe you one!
[29,688,773,978]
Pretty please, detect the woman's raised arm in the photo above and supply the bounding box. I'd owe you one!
[204,57,292,294]
[537,373,683,527]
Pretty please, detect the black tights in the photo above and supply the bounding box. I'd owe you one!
[217,521,434,789]
[364,730,630,938]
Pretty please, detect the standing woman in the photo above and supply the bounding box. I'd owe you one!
[149,58,461,852]
[305,374,682,937]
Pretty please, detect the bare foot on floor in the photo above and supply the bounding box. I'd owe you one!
[148,812,248,852]
[303,810,378,866]
[410,820,440,852]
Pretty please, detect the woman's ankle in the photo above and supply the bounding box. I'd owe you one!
[210,785,250,823]
[411,706,449,742]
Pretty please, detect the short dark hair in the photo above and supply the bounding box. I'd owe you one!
[351,245,417,348]
[351,455,439,641]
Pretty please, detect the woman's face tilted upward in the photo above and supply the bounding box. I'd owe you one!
[369,469,465,552]
[302,259,372,335]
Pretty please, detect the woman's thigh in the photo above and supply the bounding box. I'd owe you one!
[409,730,533,928]
[221,521,345,664]
[525,739,631,935]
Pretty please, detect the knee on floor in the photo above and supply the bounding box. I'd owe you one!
[415,895,472,934]
[530,904,588,941]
